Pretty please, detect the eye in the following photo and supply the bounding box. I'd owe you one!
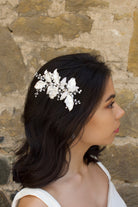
[107,101,115,108]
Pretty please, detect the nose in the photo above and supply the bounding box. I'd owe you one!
[115,103,125,120]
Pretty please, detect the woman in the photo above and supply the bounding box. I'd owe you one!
[12,53,127,207]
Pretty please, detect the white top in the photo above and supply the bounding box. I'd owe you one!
[11,161,127,207]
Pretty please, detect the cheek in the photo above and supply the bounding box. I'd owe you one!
[81,110,116,141]
[89,111,108,127]
[82,118,103,141]
[87,111,114,133]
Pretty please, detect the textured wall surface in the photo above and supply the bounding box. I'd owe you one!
[0,0,138,206]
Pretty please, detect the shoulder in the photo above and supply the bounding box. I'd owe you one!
[17,195,48,207]
[96,161,111,180]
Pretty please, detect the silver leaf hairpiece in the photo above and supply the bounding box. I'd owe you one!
[34,69,82,111]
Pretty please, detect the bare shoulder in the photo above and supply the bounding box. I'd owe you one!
[17,195,48,207]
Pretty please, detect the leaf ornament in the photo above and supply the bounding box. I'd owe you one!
[34,69,82,111]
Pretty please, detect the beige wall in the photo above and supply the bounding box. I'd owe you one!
[0,0,138,206]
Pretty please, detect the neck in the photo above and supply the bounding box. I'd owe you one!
[65,138,91,177]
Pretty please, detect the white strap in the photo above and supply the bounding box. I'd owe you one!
[97,161,111,180]
[11,187,61,207]
[108,182,127,207]
[97,162,127,207]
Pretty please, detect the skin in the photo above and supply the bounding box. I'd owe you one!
[17,77,125,207]
[77,76,124,146]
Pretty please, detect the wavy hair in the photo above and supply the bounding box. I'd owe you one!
[13,53,111,188]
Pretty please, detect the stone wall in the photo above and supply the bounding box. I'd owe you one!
[0,0,138,206]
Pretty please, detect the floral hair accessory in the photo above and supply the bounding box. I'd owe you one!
[34,69,82,111]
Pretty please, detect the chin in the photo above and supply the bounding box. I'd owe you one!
[107,136,115,145]
[102,136,115,145]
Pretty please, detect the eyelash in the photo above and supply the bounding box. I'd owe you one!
[108,101,115,108]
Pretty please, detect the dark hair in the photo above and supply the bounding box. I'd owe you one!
[13,53,111,188]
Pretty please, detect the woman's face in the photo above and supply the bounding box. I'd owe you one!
[80,77,125,146]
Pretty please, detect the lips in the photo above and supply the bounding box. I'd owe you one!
[114,128,119,133]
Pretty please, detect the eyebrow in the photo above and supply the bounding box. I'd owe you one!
[105,94,116,102]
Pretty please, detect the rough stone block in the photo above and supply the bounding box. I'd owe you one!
[119,102,138,138]
[0,109,24,137]
[117,184,138,207]
[10,14,93,40]
[17,0,52,16]
[40,47,101,62]
[113,13,132,21]
[0,158,10,184]
[100,144,138,183]
[0,191,10,207]
[116,89,135,109]
[128,9,138,76]
[66,0,109,12]
[116,89,138,137]
[0,27,27,94]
